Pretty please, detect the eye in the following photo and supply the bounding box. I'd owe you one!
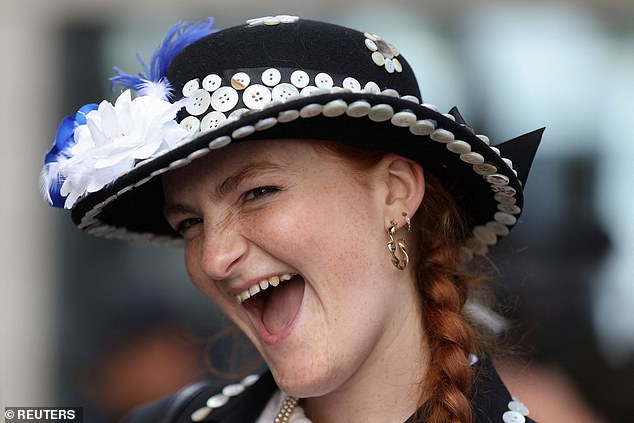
[175,217,202,235]
[244,186,280,201]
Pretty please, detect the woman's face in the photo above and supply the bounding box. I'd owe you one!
[163,140,422,397]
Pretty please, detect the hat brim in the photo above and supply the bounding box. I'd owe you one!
[71,91,533,258]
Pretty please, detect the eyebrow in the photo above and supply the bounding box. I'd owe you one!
[163,160,288,219]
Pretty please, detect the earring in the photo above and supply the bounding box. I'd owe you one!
[386,213,410,270]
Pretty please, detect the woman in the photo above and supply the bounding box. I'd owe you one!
[41,15,542,423]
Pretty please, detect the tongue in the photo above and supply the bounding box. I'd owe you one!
[262,276,305,335]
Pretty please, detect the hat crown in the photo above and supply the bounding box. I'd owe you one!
[166,18,421,106]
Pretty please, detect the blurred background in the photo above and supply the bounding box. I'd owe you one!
[1,0,633,422]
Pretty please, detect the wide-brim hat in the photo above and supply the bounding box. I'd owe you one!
[41,16,542,261]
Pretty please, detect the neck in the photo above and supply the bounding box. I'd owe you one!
[302,279,428,423]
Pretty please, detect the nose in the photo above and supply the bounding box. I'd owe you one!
[198,225,247,280]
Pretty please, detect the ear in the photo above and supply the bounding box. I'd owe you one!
[377,154,425,228]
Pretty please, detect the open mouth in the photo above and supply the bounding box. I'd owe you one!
[236,274,306,340]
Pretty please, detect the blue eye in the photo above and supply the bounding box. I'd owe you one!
[244,186,280,201]
[176,217,202,235]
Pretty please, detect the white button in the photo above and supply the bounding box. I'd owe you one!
[393,58,403,73]
[391,111,416,127]
[422,103,440,112]
[277,15,299,24]
[473,225,498,245]
[264,16,281,26]
[300,103,323,118]
[490,146,501,156]
[494,192,516,204]
[498,203,521,214]
[368,104,394,122]
[223,382,246,397]
[508,401,530,416]
[314,73,334,89]
[410,119,436,136]
[191,407,212,422]
[503,157,514,169]
[299,85,318,96]
[186,89,211,116]
[323,99,347,117]
[180,116,200,133]
[443,113,456,122]
[211,87,239,112]
[494,212,517,226]
[477,134,491,145]
[430,129,455,144]
[231,72,251,90]
[277,109,300,123]
[261,68,281,86]
[272,83,300,101]
[346,100,371,118]
[459,152,485,164]
[490,185,517,196]
[486,221,510,236]
[473,163,498,175]
[243,84,272,110]
[384,58,395,73]
[207,393,230,408]
[202,74,222,92]
[208,136,231,149]
[381,89,400,98]
[254,117,278,131]
[200,111,227,132]
[502,411,526,423]
[228,108,250,121]
[364,81,381,94]
[400,95,419,104]
[342,77,361,92]
[372,51,385,66]
[182,79,200,97]
[232,125,255,139]
[485,173,510,186]
[290,70,310,88]
[365,38,378,51]
[364,32,379,41]
[447,140,471,154]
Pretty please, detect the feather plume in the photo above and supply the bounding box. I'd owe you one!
[110,18,216,100]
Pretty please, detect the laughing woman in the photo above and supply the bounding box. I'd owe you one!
[41,16,542,423]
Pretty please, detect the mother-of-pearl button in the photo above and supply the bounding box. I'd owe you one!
[473,225,498,245]
[314,73,334,89]
[322,99,347,117]
[290,70,310,88]
[206,393,230,408]
[447,140,471,154]
[393,58,403,73]
[508,401,530,416]
[364,81,381,94]
[368,104,394,122]
[372,51,385,66]
[384,58,395,73]
[477,134,491,145]
[491,185,517,196]
[182,79,200,97]
[498,203,522,214]
[209,135,231,149]
[494,212,517,226]
[254,117,278,131]
[485,173,510,186]
[230,72,250,90]
[202,74,222,92]
[502,411,525,423]
[422,103,440,112]
[365,38,378,51]
[400,95,419,104]
[180,116,200,133]
[486,221,510,236]
[300,103,323,118]
[200,110,227,132]
[222,383,246,397]
[191,407,212,422]
[473,163,498,175]
[381,89,400,98]
[391,111,416,127]
[243,84,272,110]
[185,89,211,116]
[232,125,255,139]
[211,87,239,112]
[272,83,300,101]
[228,108,250,121]
[494,192,516,204]
[342,77,361,92]
[277,109,300,122]
[299,85,318,96]
[430,129,455,144]
[459,152,485,165]
[410,119,436,136]
[261,68,281,86]
[346,100,371,117]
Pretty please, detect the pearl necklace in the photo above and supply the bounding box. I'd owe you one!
[274,396,299,423]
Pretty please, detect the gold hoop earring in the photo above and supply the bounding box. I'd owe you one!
[387,219,409,270]
[402,212,411,231]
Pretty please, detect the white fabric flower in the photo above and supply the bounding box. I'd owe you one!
[59,90,188,209]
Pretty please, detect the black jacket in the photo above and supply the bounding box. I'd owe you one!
[122,356,536,423]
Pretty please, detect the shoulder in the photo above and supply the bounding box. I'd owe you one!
[121,372,277,423]
[471,355,537,423]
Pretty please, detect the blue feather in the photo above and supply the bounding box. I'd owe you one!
[110,18,217,99]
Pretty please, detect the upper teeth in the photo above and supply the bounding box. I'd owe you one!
[236,273,294,304]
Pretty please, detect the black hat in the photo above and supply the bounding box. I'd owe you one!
[41,15,542,261]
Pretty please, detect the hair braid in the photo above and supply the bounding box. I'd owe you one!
[412,170,479,423]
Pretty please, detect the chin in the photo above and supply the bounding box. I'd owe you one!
[268,360,340,398]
